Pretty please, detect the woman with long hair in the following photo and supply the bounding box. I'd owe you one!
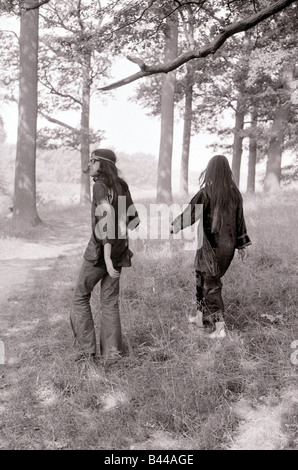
[171,155,251,338]
[70,149,140,363]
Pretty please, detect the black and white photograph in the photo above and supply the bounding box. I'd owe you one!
[0,0,297,454]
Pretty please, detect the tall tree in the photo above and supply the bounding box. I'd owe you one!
[0,0,50,230]
[13,1,41,229]
[231,95,246,186]
[264,64,294,192]
[156,13,178,203]
[247,109,258,193]
[231,31,254,186]
[79,49,92,203]
[179,63,194,197]
[177,4,197,197]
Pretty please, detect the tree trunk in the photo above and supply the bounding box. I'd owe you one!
[179,64,193,197]
[156,16,178,203]
[12,2,41,230]
[80,51,91,204]
[264,66,293,193]
[247,109,257,194]
[231,96,245,186]
[264,105,290,193]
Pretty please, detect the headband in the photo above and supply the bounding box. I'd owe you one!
[92,155,116,165]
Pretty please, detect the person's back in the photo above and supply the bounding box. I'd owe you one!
[84,166,138,269]
[199,184,249,276]
[171,155,251,338]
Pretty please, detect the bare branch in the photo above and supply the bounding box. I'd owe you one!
[39,111,80,133]
[39,75,83,106]
[113,0,157,32]
[0,29,19,42]
[99,0,297,91]
[24,0,50,11]
[77,0,85,32]
[200,5,227,26]
[39,3,79,34]
[127,55,147,70]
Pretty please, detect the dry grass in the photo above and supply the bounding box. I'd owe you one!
[0,190,297,450]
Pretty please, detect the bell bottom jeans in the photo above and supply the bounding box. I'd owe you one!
[70,259,122,358]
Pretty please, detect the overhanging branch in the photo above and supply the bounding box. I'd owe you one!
[24,0,50,10]
[98,0,297,91]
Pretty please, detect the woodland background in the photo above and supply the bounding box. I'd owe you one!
[0,0,297,452]
[0,0,297,227]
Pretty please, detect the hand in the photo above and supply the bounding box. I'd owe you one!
[238,248,246,261]
[170,223,180,235]
[105,259,120,278]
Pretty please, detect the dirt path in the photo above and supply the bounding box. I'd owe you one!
[0,210,89,306]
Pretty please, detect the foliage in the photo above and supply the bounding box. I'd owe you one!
[0,116,6,144]
[0,0,17,14]
[0,143,16,205]
[116,150,157,188]
[37,126,104,151]
[281,158,298,185]
[0,29,19,103]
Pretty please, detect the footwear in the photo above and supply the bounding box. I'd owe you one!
[188,310,204,327]
[75,352,96,363]
[188,311,208,336]
[104,349,123,368]
[208,321,226,339]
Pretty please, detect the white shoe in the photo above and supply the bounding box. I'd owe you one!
[209,321,226,339]
[188,310,204,327]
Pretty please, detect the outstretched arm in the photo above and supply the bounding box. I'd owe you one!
[171,190,204,234]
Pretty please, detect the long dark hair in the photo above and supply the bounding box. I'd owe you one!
[199,155,242,231]
[97,159,128,206]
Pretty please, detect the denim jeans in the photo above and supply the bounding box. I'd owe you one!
[70,259,122,358]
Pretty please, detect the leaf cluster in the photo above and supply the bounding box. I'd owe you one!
[37,126,104,151]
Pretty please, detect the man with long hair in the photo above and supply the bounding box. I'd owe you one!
[70,149,140,363]
[171,155,251,338]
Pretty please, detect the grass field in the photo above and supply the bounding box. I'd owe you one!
[0,190,297,450]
